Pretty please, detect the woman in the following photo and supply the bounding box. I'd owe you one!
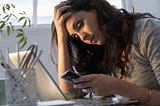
[50,0,160,105]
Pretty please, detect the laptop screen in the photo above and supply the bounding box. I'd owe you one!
[9,51,67,101]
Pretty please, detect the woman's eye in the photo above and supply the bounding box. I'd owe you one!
[77,20,83,30]
[77,23,81,29]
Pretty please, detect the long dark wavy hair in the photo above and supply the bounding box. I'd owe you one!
[50,0,156,78]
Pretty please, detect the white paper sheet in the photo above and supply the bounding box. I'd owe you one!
[38,100,75,106]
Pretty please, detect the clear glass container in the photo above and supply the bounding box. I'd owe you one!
[5,68,37,106]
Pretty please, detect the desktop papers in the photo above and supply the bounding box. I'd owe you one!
[38,100,75,106]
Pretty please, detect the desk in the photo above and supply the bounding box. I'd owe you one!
[38,99,140,106]
[38,96,118,106]
[38,100,112,106]
[2,98,140,106]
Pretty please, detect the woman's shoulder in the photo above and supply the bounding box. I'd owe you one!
[131,18,160,57]
[133,18,160,44]
[134,18,160,33]
[135,17,160,27]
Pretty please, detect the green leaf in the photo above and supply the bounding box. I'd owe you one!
[11,14,17,18]
[23,11,26,15]
[7,25,12,36]
[22,20,27,28]
[8,23,14,31]
[17,29,23,33]
[10,4,15,8]
[2,6,6,13]
[17,36,27,49]
[16,33,23,37]
[0,3,30,48]
[17,36,25,44]
[0,22,6,30]
[19,12,24,15]
[18,17,25,22]
[6,4,10,10]
[3,15,9,19]
[0,21,5,24]
[19,38,27,49]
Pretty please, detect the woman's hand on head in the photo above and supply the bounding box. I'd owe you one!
[54,3,71,40]
[74,74,119,96]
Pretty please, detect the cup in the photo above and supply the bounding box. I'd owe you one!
[5,68,37,106]
[0,78,6,105]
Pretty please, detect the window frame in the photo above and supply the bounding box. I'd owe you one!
[13,0,124,27]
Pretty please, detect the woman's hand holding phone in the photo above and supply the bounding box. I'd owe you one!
[61,70,81,84]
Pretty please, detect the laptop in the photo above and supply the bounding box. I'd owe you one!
[9,51,139,105]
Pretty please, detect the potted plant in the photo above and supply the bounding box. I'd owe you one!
[0,2,31,48]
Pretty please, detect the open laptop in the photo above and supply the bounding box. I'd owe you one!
[9,51,139,105]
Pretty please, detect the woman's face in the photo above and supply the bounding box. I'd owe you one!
[66,10,105,45]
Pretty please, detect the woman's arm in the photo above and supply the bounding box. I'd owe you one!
[57,36,72,91]
[75,74,160,105]
[53,4,87,99]
[53,3,72,92]
[117,78,160,105]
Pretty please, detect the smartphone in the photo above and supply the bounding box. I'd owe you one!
[61,70,81,84]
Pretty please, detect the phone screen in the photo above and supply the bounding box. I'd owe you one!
[61,70,81,84]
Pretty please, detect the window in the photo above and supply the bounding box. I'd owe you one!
[2,0,122,26]
[37,0,59,25]
[107,0,122,9]
[1,0,32,25]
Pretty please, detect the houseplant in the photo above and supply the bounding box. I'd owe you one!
[0,2,31,48]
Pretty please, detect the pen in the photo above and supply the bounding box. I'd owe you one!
[21,49,43,77]
[6,47,10,66]
[30,50,43,68]
[16,44,20,69]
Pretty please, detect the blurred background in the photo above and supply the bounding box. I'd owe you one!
[0,0,160,83]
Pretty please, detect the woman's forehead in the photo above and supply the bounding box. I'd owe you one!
[66,11,83,25]
[65,12,79,34]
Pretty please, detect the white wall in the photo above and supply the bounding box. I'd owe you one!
[0,25,59,83]
[123,0,160,18]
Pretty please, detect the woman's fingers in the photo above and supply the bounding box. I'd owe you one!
[74,74,117,96]
[58,12,71,23]
[82,88,93,93]
[76,74,98,83]
[74,74,113,96]
[74,81,92,89]
[54,3,65,16]
[54,3,71,28]
[74,81,94,94]
[57,5,70,16]
[73,74,99,95]
[54,4,71,20]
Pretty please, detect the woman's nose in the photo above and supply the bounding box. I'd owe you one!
[81,35,87,41]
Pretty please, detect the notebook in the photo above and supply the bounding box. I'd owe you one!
[9,51,139,105]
